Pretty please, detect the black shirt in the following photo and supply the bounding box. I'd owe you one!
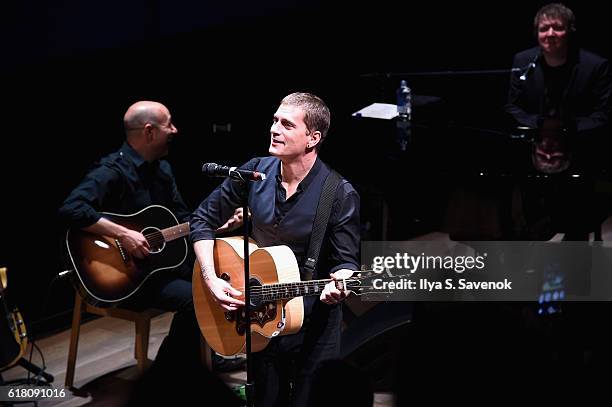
[190,156,360,313]
[542,61,573,118]
[59,142,190,228]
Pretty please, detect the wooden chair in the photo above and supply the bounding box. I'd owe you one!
[65,292,166,388]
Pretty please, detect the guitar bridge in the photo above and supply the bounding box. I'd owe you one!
[114,240,129,263]
[234,302,278,335]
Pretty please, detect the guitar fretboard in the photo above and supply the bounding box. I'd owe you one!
[161,222,190,242]
[144,222,190,248]
[254,279,359,302]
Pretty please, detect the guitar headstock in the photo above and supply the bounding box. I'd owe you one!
[336,271,378,296]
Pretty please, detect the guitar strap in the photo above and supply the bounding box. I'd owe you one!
[303,169,343,281]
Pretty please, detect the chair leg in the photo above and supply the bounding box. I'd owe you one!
[65,293,84,388]
[134,317,151,373]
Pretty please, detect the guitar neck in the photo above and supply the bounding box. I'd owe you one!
[149,222,190,243]
[257,278,357,302]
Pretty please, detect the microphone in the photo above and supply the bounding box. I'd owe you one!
[519,53,540,81]
[202,163,266,181]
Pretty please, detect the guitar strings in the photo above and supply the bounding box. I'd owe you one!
[143,224,188,248]
[239,281,365,297]
[218,270,376,294]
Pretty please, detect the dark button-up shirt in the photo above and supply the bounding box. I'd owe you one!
[190,156,360,313]
[59,142,190,227]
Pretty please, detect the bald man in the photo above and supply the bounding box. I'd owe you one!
[61,101,182,253]
[59,101,202,374]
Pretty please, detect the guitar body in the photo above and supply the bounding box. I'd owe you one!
[0,309,27,369]
[0,267,28,369]
[66,205,188,307]
[193,237,304,356]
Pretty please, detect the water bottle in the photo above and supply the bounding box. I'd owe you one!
[396,80,412,151]
[396,79,412,120]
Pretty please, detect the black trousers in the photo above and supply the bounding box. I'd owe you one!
[125,263,202,372]
[253,302,342,407]
[123,266,244,406]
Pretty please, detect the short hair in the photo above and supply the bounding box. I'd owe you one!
[280,92,330,151]
[533,3,576,35]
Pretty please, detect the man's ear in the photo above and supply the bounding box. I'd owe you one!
[143,123,155,142]
[308,130,321,149]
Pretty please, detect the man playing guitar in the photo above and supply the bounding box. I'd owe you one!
[191,93,361,407]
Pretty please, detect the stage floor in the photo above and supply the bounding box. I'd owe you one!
[1,312,393,406]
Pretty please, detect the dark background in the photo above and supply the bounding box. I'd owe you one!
[1,1,610,337]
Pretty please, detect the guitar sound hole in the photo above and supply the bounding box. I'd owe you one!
[141,226,165,253]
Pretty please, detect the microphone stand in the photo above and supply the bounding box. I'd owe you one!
[360,67,522,78]
[230,171,254,407]
[359,67,526,118]
[358,66,535,154]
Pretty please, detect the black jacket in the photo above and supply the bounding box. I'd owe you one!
[506,46,612,133]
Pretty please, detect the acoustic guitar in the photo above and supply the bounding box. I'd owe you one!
[0,267,28,369]
[65,205,189,307]
[192,237,363,356]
